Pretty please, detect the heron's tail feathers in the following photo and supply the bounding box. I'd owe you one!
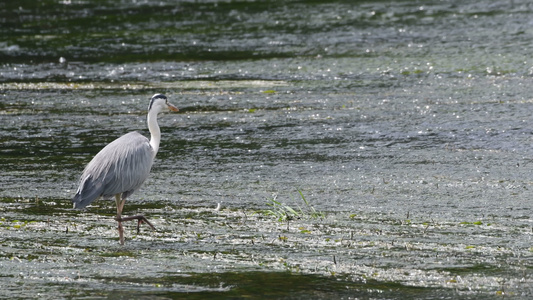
[72,175,103,209]
[72,193,93,209]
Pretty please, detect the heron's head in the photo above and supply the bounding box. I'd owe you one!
[148,94,179,113]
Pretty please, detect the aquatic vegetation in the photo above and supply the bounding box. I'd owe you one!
[459,221,486,226]
[263,196,299,222]
[261,190,325,223]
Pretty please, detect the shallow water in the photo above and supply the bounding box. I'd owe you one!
[1,0,533,298]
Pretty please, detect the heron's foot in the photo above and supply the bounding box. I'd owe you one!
[115,215,156,233]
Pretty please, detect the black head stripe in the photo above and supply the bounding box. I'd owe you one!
[149,94,167,110]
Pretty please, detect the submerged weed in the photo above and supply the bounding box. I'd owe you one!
[264,196,299,222]
[297,190,325,220]
[261,190,325,222]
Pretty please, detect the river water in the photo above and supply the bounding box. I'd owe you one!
[1,0,533,299]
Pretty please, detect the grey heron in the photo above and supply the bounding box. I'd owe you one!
[72,93,178,245]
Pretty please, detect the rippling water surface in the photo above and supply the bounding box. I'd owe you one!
[1,0,533,298]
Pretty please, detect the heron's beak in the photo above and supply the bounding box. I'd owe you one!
[167,103,179,112]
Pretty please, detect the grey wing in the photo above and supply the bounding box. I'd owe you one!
[72,132,154,209]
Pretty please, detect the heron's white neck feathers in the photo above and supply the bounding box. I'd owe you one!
[147,108,161,156]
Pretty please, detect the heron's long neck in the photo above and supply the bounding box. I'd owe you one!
[147,109,161,156]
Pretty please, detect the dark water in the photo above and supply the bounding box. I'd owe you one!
[1,0,533,299]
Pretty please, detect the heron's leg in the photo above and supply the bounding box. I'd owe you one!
[113,194,156,237]
[118,215,156,233]
[115,194,126,245]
